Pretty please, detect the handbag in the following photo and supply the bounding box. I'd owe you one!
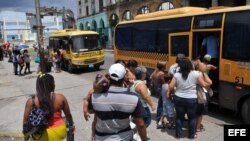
[23,96,48,140]
[34,56,40,63]
[196,85,207,104]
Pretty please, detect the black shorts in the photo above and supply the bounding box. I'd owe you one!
[196,103,208,115]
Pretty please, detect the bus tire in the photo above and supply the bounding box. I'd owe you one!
[94,65,100,70]
[67,62,74,73]
[241,98,250,124]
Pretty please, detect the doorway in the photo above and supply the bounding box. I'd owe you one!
[192,31,221,91]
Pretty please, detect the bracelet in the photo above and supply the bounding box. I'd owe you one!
[68,125,75,129]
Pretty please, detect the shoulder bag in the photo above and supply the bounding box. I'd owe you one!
[196,85,207,104]
[23,96,48,140]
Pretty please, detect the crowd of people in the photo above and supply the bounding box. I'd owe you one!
[21,51,217,141]
[0,42,32,75]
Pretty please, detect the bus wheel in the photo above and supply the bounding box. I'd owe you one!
[94,65,100,70]
[241,98,250,124]
[67,62,74,73]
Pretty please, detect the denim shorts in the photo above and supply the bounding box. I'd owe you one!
[162,99,175,118]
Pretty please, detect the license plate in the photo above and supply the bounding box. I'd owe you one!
[89,64,94,68]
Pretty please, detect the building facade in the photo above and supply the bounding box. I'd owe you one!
[77,0,111,48]
[0,11,63,46]
[77,0,250,48]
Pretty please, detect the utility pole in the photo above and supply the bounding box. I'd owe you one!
[35,0,45,73]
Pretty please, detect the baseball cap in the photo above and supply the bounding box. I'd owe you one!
[109,63,126,81]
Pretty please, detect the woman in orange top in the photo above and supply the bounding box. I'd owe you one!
[23,73,74,141]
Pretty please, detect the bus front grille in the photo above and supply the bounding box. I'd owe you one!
[84,59,97,64]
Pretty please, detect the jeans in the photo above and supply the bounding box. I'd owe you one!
[174,96,197,138]
[156,95,163,122]
[144,107,152,128]
[13,62,18,75]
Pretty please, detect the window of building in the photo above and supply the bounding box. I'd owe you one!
[92,20,97,31]
[86,6,89,16]
[79,8,82,14]
[158,1,174,11]
[138,6,150,14]
[78,0,81,5]
[122,11,133,21]
[86,22,90,30]
[110,0,116,5]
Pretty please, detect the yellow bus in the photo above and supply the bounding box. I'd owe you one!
[114,6,250,124]
[49,29,104,72]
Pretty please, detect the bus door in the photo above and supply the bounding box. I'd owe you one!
[168,32,191,69]
[192,31,221,102]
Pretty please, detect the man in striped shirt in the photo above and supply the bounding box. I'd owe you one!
[88,63,147,141]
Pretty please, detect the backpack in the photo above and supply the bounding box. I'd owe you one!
[23,96,48,140]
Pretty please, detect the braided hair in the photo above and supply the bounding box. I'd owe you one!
[36,73,55,119]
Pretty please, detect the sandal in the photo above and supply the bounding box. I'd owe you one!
[190,134,198,139]
[196,128,205,132]
[197,124,205,132]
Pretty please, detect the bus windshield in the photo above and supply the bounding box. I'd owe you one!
[71,35,100,52]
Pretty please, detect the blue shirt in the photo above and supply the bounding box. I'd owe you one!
[202,35,219,58]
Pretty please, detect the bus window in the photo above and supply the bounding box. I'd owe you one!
[170,35,189,56]
[133,22,157,52]
[223,10,250,61]
[115,24,134,50]
[193,14,222,29]
[71,35,100,52]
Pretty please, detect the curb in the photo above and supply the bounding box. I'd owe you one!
[0,131,24,138]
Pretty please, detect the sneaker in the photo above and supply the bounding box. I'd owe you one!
[157,123,165,129]
[133,133,141,141]
[167,123,175,129]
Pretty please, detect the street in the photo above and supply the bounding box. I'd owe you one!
[0,51,241,141]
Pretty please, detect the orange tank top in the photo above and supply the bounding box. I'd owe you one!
[47,112,64,128]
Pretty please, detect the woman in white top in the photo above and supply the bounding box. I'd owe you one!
[168,58,211,139]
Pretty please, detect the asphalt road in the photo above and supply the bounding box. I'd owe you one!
[0,51,242,141]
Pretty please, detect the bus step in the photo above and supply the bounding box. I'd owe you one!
[209,101,219,105]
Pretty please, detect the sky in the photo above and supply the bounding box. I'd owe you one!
[0,0,77,17]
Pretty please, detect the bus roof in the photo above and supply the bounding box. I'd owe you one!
[50,29,99,37]
[119,5,250,25]
[134,7,207,20]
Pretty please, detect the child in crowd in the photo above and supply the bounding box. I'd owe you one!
[83,73,110,141]
[158,73,175,129]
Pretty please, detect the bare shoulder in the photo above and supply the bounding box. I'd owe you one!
[54,93,66,100]
[26,97,33,105]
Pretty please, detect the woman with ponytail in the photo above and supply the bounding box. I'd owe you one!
[23,73,74,141]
